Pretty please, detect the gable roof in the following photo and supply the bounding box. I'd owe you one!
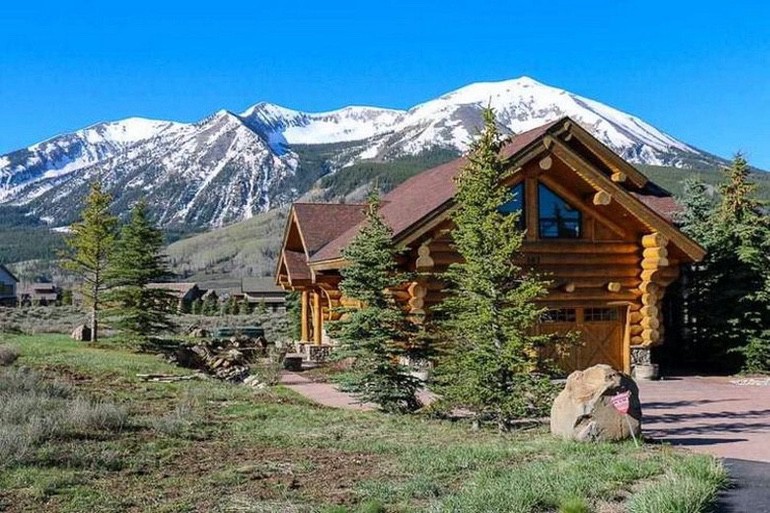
[0,264,19,283]
[281,116,705,277]
[292,203,368,257]
[311,121,561,263]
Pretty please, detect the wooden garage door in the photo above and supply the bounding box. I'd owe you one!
[537,307,624,373]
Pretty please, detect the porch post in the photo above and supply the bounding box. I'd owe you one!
[313,290,322,345]
[300,290,309,342]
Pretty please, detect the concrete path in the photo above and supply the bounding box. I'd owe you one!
[279,371,374,411]
[638,376,770,462]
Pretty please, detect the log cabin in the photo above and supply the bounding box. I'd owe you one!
[275,117,706,374]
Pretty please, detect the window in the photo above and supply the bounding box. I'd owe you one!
[499,183,525,228]
[538,184,581,239]
[542,308,577,323]
[584,308,618,322]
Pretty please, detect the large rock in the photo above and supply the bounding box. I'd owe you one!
[71,325,92,342]
[550,364,642,442]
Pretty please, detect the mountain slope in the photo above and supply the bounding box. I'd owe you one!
[0,76,724,231]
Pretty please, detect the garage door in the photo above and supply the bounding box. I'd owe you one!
[537,307,624,373]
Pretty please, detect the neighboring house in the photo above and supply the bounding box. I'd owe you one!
[0,265,19,306]
[18,282,59,305]
[275,116,705,375]
[242,277,286,312]
[147,282,203,311]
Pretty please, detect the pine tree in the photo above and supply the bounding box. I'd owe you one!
[433,108,555,426]
[238,298,252,315]
[327,191,422,413]
[61,181,118,343]
[191,298,203,315]
[105,201,175,340]
[678,156,770,373]
[202,293,218,316]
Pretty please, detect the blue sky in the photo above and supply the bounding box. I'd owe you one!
[2,1,769,167]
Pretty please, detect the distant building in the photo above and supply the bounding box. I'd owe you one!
[147,282,203,311]
[0,265,19,306]
[18,282,59,306]
[241,277,286,312]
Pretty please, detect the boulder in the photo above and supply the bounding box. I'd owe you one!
[71,325,92,342]
[550,364,642,442]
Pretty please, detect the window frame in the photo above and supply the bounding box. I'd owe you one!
[537,183,582,240]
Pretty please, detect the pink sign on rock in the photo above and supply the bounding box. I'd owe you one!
[611,391,631,415]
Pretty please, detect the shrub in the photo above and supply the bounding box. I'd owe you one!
[0,344,19,365]
[0,367,127,467]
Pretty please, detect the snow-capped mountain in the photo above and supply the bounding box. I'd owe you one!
[0,76,719,229]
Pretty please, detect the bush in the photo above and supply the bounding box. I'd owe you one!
[0,344,19,365]
[0,367,128,467]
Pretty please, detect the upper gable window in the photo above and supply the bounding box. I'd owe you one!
[499,183,525,228]
[538,184,581,239]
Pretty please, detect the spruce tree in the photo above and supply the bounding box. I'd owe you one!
[678,157,770,372]
[61,181,118,343]
[433,108,555,426]
[105,201,175,340]
[328,191,422,413]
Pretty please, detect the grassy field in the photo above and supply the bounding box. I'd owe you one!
[0,334,727,513]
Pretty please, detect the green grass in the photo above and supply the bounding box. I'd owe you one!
[1,333,726,512]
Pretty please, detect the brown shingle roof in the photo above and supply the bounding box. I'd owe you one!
[284,250,311,282]
[310,121,559,262]
[631,193,681,223]
[293,203,367,256]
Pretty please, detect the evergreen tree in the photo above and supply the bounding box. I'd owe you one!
[327,192,422,413]
[61,181,118,343]
[433,108,555,426]
[202,293,218,316]
[191,298,203,315]
[238,298,252,315]
[678,157,770,372]
[256,299,267,315]
[105,201,175,339]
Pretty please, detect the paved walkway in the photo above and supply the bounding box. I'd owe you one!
[638,376,770,462]
[279,371,374,410]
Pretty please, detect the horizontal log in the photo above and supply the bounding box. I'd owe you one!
[643,247,668,259]
[629,311,643,324]
[563,282,576,293]
[545,290,639,302]
[522,241,639,254]
[642,232,668,249]
[641,329,660,344]
[641,293,658,306]
[639,281,661,295]
[593,190,612,206]
[629,324,644,336]
[537,265,641,278]
[640,316,660,330]
[611,171,627,183]
[630,335,644,345]
[516,253,642,266]
[640,305,659,318]
[539,155,553,170]
[641,257,669,270]
[607,281,622,293]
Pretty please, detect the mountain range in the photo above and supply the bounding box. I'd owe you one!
[0,76,724,230]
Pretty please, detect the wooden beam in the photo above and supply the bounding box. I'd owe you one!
[607,281,622,293]
[300,290,309,342]
[313,291,322,345]
[592,190,611,206]
[611,171,627,183]
[539,155,553,170]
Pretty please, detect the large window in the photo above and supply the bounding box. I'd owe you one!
[538,184,581,239]
[499,183,525,228]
